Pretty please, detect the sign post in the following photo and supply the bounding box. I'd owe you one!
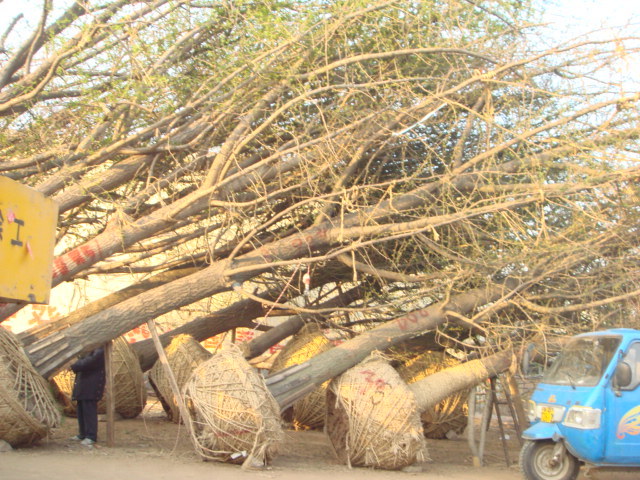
[0,176,58,304]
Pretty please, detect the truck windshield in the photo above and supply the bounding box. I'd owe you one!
[543,336,621,387]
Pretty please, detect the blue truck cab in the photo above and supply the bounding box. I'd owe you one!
[520,328,640,480]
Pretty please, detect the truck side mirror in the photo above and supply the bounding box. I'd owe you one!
[615,361,632,388]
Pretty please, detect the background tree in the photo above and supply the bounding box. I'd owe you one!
[0,0,638,379]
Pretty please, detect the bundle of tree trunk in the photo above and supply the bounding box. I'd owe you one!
[110,337,148,418]
[183,345,282,467]
[326,355,427,469]
[270,324,333,430]
[325,350,513,469]
[0,327,60,447]
[148,334,211,423]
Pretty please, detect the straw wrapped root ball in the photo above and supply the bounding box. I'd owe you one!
[183,345,283,466]
[326,356,427,470]
[111,337,147,418]
[0,327,61,447]
[148,334,211,422]
[270,324,333,430]
[397,351,469,439]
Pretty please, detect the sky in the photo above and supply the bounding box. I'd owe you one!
[540,0,639,30]
[2,0,636,91]
[1,0,638,38]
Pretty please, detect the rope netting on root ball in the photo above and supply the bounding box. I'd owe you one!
[111,337,146,418]
[270,323,333,430]
[396,351,470,439]
[0,327,61,447]
[148,334,211,423]
[183,344,283,467]
[325,355,427,470]
[51,337,146,418]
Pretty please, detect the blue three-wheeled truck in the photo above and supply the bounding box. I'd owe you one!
[520,328,640,480]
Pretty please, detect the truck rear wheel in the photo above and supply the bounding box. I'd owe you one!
[520,440,580,480]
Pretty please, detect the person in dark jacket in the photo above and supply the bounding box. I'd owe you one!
[70,347,105,446]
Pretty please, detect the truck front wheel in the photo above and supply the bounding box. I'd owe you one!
[520,440,580,480]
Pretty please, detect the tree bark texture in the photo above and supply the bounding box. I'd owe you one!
[18,267,200,346]
[409,350,513,413]
[241,285,364,360]
[132,295,268,371]
[266,280,519,410]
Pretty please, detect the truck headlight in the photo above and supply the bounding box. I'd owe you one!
[563,406,601,429]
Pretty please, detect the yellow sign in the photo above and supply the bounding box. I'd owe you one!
[0,176,58,303]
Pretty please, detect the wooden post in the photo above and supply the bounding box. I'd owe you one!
[490,377,511,467]
[477,382,493,465]
[503,371,528,439]
[146,319,194,439]
[104,340,115,447]
[467,388,482,467]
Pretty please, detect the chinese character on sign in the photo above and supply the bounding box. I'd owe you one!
[8,210,24,247]
[0,209,25,246]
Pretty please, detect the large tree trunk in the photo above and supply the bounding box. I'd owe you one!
[132,296,267,371]
[241,285,364,360]
[18,266,200,346]
[23,259,361,377]
[25,261,231,378]
[265,279,520,410]
[409,350,513,412]
[133,284,363,370]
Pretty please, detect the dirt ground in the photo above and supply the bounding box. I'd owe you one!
[0,399,636,480]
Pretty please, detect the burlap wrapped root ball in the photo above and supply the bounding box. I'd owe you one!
[0,327,61,447]
[183,345,283,466]
[148,334,211,422]
[51,337,146,418]
[326,355,427,470]
[397,351,469,439]
[270,324,333,430]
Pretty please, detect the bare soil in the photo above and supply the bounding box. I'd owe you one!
[0,400,635,480]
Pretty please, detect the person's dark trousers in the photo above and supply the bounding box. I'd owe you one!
[76,400,98,442]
